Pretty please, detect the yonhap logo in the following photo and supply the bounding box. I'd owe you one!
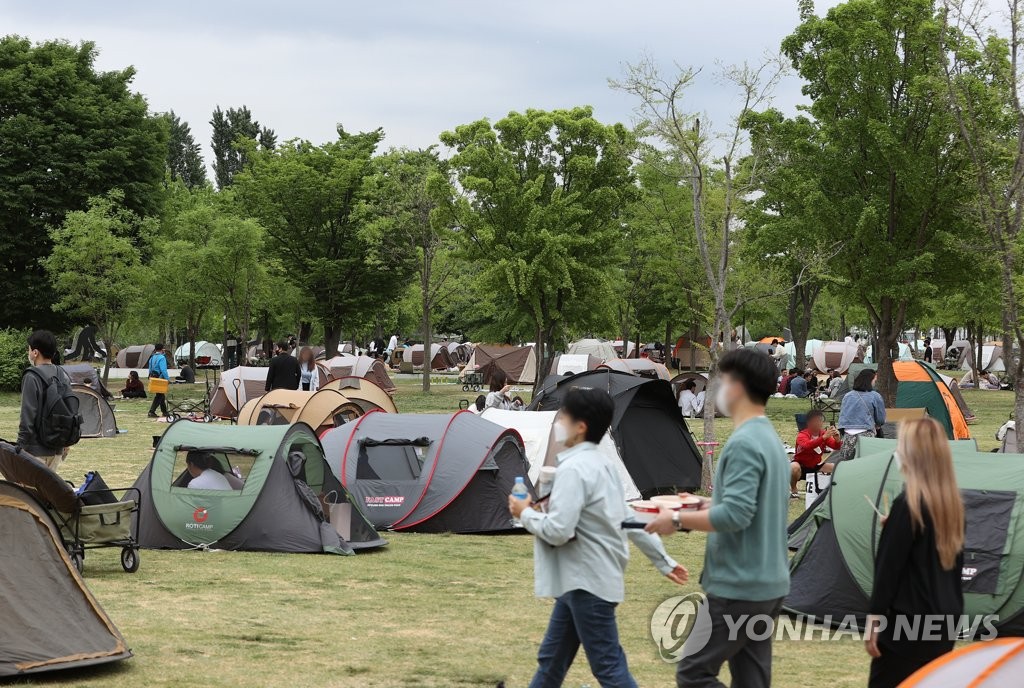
[650,593,713,662]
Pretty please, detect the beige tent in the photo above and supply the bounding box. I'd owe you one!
[323,376,399,414]
[811,340,861,373]
[549,353,602,376]
[237,389,363,433]
[210,366,269,418]
[402,344,455,371]
[954,341,1006,373]
[672,336,712,370]
[115,344,156,369]
[465,345,538,384]
[567,339,618,361]
[320,355,396,393]
[599,358,671,381]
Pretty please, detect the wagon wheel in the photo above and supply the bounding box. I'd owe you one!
[71,551,84,574]
[121,547,140,573]
[462,384,470,392]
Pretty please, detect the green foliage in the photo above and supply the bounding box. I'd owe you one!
[163,111,207,189]
[210,105,276,189]
[0,36,167,329]
[0,329,29,393]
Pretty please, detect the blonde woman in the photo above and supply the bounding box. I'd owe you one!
[864,418,964,687]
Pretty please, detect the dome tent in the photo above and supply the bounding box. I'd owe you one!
[322,376,398,414]
[210,366,269,419]
[237,389,364,433]
[71,384,119,438]
[173,341,222,368]
[465,344,538,384]
[132,422,385,553]
[320,355,396,393]
[566,338,618,361]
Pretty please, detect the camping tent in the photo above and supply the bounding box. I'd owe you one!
[785,439,1024,634]
[72,384,119,438]
[322,377,398,414]
[672,336,712,371]
[445,342,473,365]
[955,342,1006,373]
[549,353,602,376]
[402,344,455,371]
[237,389,363,433]
[810,340,861,373]
[466,344,538,385]
[846,362,972,440]
[115,344,157,369]
[481,409,641,501]
[670,371,709,393]
[899,638,1024,686]
[938,371,977,424]
[133,422,385,553]
[320,355,396,393]
[528,369,703,495]
[567,338,618,361]
[321,411,532,533]
[778,339,823,370]
[61,363,112,398]
[173,341,222,369]
[863,342,914,364]
[0,481,132,676]
[210,366,269,419]
[599,358,671,381]
[611,340,637,358]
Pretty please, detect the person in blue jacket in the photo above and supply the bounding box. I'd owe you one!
[147,343,170,418]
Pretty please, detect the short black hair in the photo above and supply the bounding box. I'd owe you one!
[718,348,778,406]
[186,450,222,473]
[852,369,876,392]
[682,379,697,391]
[561,387,614,443]
[154,342,165,351]
[805,409,824,423]
[27,330,58,359]
[771,339,779,345]
[276,340,288,350]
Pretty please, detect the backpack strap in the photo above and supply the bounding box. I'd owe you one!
[23,366,60,440]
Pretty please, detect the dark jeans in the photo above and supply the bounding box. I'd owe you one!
[149,393,167,416]
[677,595,784,688]
[868,633,953,687]
[529,589,637,688]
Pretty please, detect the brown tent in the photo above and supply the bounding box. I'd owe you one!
[466,345,538,384]
[115,344,156,369]
[402,344,455,371]
[320,355,396,393]
[0,480,132,676]
[237,389,363,433]
[323,376,399,414]
[210,366,269,419]
[599,358,671,381]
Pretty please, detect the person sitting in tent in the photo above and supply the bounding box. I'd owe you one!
[297,347,320,392]
[677,379,699,417]
[185,451,233,491]
[485,371,514,411]
[121,371,146,399]
[790,410,840,498]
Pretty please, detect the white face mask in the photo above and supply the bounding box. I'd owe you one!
[553,421,571,444]
[715,381,733,417]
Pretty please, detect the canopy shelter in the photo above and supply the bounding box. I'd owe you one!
[402,344,455,371]
[321,411,532,533]
[846,362,972,440]
[786,439,1024,635]
[672,335,712,371]
[466,344,538,385]
[115,344,157,369]
[319,355,396,393]
[0,481,132,677]
[528,369,703,495]
[481,409,641,501]
[598,358,671,381]
[238,389,363,434]
[133,422,385,553]
[566,338,618,361]
[72,384,119,438]
[173,341,222,369]
[549,353,602,377]
[322,377,398,414]
[810,340,861,373]
[210,366,269,419]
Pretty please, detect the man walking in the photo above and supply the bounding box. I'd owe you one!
[647,348,790,688]
[265,340,301,391]
[510,388,688,688]
[19,330,77,468]
[147,343,170,418]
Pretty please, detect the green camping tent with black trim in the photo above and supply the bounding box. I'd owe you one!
[786,437,1024,634]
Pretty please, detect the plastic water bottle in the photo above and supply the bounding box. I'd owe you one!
[511,476,529,501]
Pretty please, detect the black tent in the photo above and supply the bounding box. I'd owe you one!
[0,481,131,676]
[528,369,702,495]
[321,411,533,533]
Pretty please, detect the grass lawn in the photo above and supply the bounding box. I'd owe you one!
[0,374,1013,687]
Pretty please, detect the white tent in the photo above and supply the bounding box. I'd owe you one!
[480,409,641,501]
[863,343,914,364]
[209,366,268,418]
[173,341,222,368]
[567,339,618,362]
[552,354,598,375]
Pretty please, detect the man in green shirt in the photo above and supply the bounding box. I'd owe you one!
[647,347,790,688]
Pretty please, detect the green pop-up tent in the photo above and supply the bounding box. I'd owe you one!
[786,438,1024,634]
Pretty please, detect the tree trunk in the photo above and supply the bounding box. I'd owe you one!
[664,320,673,368]
[533,324,547,396]
[324,325,340,360]
[421,254,432,393]
[875,318,899,407]
[298,322,313,346]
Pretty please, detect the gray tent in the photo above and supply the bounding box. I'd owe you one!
[0,481,131,676]
[61,363,112,398]
[321,411,533,533]
[71,384,119,438]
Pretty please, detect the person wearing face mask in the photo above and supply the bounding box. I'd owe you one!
[509,387,688,688]
[18,330,74,469]
[646,348,790,688]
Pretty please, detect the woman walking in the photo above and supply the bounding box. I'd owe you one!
[297,347,320,392]
[864,418,964,687]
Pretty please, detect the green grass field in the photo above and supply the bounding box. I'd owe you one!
[0,375,1012,687]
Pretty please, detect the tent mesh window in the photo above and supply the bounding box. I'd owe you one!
[170,449,259,490]
[356,438,431,481]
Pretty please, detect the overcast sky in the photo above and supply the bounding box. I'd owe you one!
[2,0,841,162]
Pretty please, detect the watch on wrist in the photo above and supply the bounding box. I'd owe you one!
[672,510,691,533]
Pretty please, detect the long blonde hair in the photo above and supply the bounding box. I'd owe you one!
[896,418,965,570]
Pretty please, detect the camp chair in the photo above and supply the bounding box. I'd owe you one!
[0,441,141,574]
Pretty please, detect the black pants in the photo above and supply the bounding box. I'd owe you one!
[149,393,167,416]
[676,595,784,688]
[868,637,953,688]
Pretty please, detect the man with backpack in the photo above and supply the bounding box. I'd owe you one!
[19,330,82,469]
[147,342,170,418]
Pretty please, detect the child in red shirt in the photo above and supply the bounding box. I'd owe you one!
[791,409,840,497]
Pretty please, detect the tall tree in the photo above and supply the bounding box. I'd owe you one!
[233,128,418,353]
[0,36,167,329]
[435,107,637,387]
[164,111,207,188]
[44,192,149,384]
[210,105,275,189]
[782,0,976,404]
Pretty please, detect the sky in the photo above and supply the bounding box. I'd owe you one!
[1,0,842,163]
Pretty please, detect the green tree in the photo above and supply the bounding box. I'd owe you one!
[233,128,418,353]
[163,111,207,189]
[435,107,637,386]
[44,192,149,384]
[782,0,977,403]
[0,36,167,329]
[210,105,276,189]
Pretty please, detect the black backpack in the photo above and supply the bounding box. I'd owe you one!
[24,367,82,450]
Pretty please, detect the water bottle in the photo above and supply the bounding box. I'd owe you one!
[511,476,529,501]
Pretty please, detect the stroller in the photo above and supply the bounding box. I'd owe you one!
[0,441,141,574]
[167,368,217,422]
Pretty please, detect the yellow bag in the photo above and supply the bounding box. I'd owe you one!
[148,377,169,394]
